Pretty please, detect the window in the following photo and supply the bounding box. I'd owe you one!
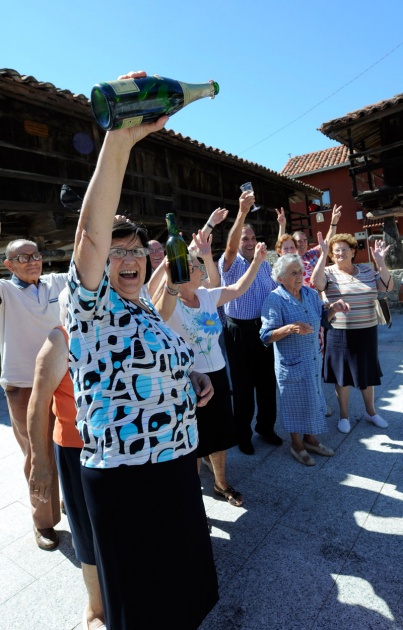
[311,190,331,211]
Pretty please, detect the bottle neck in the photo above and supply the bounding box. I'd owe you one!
[166,214,179,236]
[178,80,219,106]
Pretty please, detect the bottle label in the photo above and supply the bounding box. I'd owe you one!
[109,80,141,95]
[120,116,144,128]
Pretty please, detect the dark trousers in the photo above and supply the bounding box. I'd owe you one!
[224,317,277,443]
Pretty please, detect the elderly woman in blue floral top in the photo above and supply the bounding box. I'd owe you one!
[154,238,267,506]
[260,254,349,467]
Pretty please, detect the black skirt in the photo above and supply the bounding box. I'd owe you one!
[196,367,237,457]
[81,452,219,630]
[323,325,383,389]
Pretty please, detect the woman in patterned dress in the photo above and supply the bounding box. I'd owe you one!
[65,70,218,630]
[153,240,267,506]
[260,255,349,466]
[311,233,393,434]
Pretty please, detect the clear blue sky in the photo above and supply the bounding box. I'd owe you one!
[2,0,403,173]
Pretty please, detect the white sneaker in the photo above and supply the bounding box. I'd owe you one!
[338,418,351,434]
[364,413,388,428]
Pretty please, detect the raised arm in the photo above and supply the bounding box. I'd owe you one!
[74,71,168,290]
[276,207,286,238]
[201,207,228,240]
[222,191,255,272]
[324,204,342,242]
[28,329,68,504]
[370,240,394,291]
[190,230,220,288]
[152,262,180,322]
[310,231,328,291]
[217,242,267,305]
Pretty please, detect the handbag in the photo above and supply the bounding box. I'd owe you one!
[375,296,392,328]
[375,275,392,327]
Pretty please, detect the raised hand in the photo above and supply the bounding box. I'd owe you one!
[370,239,391,262]
[209,207,228,226]
[112,71,168,144]
[239,190,256,215]
[192,229,213,259]
[317,231,329,256]
[331,204,342,225]
[253,241,268,264]
[276,207,286,226]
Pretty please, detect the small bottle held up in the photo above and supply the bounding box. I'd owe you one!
[165,213,190,285]
[91,75,219,131]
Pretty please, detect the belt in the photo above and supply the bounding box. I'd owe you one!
[226,316,261,327]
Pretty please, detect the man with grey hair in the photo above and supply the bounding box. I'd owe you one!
[0,238,67,550]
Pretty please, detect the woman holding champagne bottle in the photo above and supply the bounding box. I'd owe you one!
[65,71,219,630]
[153,231,268,506]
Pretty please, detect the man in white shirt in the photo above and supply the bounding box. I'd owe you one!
[0,239,67,550]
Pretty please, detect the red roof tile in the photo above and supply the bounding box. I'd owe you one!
[281,145,349,177]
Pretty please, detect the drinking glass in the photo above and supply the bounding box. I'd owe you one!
[240,182,260,212]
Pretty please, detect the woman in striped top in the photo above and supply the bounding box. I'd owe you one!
[311,233,393,434]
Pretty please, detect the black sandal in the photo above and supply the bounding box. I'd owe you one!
[213,483,244,507]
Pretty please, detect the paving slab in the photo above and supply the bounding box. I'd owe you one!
[0,311,402,629]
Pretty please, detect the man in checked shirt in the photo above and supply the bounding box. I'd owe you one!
[218,191,282,455]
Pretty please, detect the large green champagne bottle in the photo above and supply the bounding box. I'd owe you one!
[91,75,219,131]
[165,213,190,285]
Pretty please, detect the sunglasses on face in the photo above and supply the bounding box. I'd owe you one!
[7,253,43,263]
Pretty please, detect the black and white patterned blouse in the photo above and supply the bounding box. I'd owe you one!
[66,260,198,468]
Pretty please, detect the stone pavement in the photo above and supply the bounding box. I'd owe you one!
[1,313,403,630]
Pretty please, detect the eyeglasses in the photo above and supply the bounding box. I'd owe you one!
[149,248,165,255]
[333,248,351,255]
[294,239,307,244]
[109,247,150,259]
[190,263,207,274]
[7,252,43,263]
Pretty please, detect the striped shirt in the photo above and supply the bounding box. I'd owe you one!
[323,264,379,329]
[218,253,277,320]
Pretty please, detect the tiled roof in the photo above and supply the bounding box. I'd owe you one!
[0,67,89,104]
[281,145,349,177]
[0,68,321,197]
[319,93,403,137]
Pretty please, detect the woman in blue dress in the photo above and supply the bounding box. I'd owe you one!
[260,254,349,466]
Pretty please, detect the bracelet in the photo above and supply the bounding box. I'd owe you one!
[207,222,214,229]
[331,223,337,227]
[164,284,180,296]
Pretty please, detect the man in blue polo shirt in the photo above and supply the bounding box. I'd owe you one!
[219,192,281,455]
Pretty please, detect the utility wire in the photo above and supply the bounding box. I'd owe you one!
[240,40,403,155]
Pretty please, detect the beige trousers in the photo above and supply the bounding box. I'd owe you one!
[5,386,61,529]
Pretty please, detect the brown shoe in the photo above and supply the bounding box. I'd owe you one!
[34,526,59,550]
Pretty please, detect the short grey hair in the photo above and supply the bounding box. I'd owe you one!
[271,254,303,282]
